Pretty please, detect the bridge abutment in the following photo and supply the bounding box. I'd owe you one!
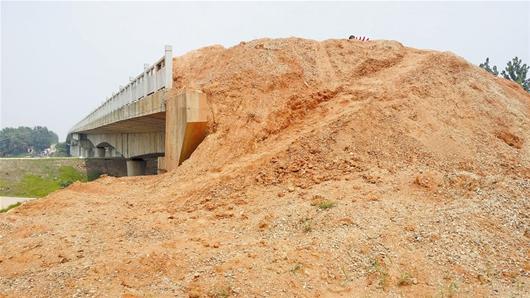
[164,89,209,171]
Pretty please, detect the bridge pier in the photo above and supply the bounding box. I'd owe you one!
[105,147,113,157]
[82,147,93,158]
[126,159,146,176]
[95,147,105,158]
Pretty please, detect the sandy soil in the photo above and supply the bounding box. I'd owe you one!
[1,38,529,297]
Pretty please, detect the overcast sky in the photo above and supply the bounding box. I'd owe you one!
[1,1,529,140]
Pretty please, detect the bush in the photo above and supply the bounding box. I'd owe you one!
[310,195,336,210]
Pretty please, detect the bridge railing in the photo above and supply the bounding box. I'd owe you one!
[70,45,173,132]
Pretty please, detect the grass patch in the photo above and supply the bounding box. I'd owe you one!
[0,166,87,198]
[0,202,21,213]
[436,280,459,298]
[317,200,336,209]
[16,175,60,197]
[299,218,313,233]
[211,286,231,298]
[310,195,336,210]
[397,272,414,286]
[57,166,87,187]
[368,258,390,290]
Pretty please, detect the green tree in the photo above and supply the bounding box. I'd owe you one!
[0,127,32,156]
[479,57,530,92]
[500,57,529,92]
[53,142,70,157]
[479,57,499,75]
[0,126,59,157]
[30,126,58,153]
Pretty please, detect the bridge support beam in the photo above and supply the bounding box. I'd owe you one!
[164,89,209,172]
[126,159,146,176]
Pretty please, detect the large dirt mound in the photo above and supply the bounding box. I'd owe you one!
[1,38,529,297]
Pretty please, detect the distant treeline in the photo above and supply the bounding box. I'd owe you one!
[0,126,68,157]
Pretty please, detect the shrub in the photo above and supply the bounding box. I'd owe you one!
[310,195,336,210]
[317,200,336,209]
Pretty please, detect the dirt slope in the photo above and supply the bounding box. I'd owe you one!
[1,38,529,297]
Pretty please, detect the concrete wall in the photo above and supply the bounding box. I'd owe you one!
[85,158,128,178]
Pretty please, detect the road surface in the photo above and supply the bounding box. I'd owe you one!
[0,197,35,209]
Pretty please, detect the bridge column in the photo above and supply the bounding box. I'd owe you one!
[95,147,105,158]
[126,159,146,176]
[81,148,90,158]
[105,147,114,157]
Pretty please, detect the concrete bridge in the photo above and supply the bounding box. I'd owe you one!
[67,46,209,176]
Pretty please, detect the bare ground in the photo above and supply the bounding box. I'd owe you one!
[1,38,529,297]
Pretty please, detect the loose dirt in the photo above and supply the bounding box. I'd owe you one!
[1,38,529,297]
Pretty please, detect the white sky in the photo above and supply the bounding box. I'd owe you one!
[1,1,529,141]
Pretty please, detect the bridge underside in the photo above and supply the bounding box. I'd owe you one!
[69,89,209,176]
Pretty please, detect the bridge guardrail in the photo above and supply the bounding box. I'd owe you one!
[70,45,173,132]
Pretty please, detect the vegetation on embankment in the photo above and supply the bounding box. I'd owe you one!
[0,164,88,198]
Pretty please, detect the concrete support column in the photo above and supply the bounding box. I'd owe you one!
[126,159,146,176]
[105,147,114,158]
[95,147,105,158]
